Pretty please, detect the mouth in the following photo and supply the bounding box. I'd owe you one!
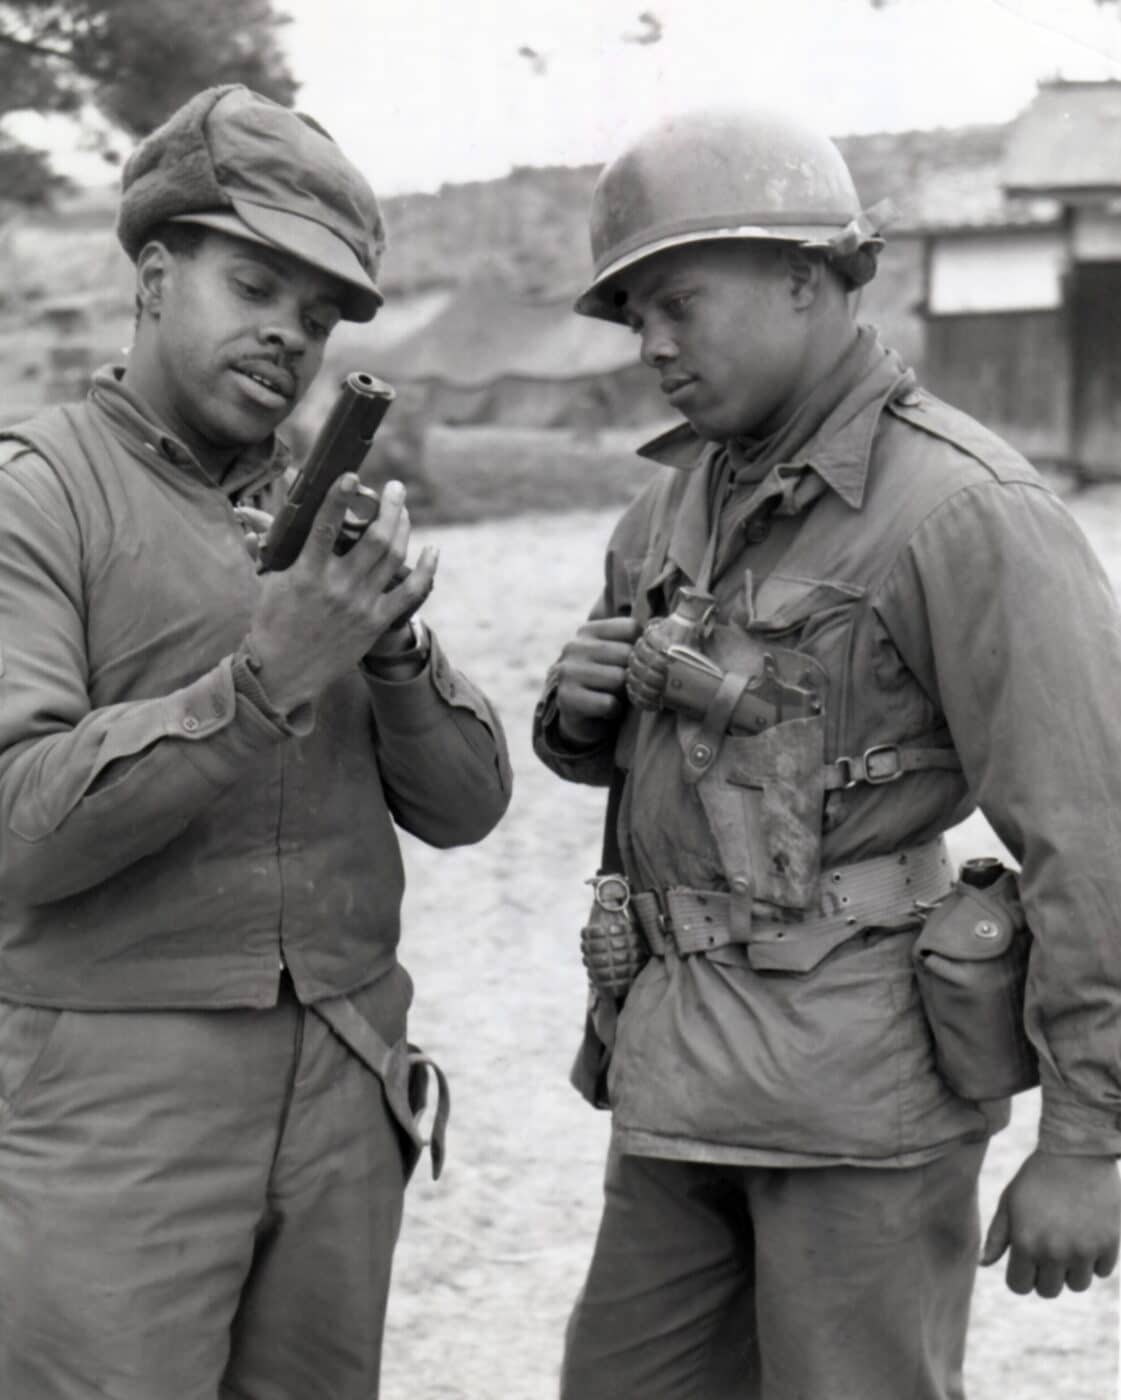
[231,360,296,410]
[660,374,697,403]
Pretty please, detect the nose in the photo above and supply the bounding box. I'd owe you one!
[259,307,306,356]
[640,321,676,370]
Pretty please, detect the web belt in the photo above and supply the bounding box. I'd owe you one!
[631,838,952,970]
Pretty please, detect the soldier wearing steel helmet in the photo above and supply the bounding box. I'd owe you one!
[0,85,511,1397]
[534,106,1121,1398]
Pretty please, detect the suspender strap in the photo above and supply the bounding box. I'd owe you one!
[313,995,451,1180]
[823,744,961,790]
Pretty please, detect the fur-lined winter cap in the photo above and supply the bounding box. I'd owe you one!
[117,85,385,322]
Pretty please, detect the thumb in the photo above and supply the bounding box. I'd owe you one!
[980,1196,1010,1267]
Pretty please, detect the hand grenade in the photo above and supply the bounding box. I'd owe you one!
[580,874,649,1001]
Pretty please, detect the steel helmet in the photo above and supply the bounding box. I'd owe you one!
[575,105,890,323]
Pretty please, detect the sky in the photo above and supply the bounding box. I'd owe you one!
[8,0,1121,194]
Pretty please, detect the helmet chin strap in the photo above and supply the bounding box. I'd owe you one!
[824,199,897,289]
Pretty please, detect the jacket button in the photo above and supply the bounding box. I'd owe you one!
[690,743,712,765]
[730,877,750,896]
[182,714,200,733]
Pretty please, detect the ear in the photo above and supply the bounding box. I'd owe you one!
[784,246,824,311]
[135,241,171,320]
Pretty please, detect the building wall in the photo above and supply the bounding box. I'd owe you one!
[923,310,1070,465]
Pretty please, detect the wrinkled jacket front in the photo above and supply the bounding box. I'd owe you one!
[535,336,1121,1164]
[0,369,512,1010]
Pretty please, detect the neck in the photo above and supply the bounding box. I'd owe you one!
[122,344,238,481]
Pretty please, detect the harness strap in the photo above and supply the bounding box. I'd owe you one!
[681,669,753,785]
[313,995,450,1180]
[632,838,953,973]
[823,744,961,790]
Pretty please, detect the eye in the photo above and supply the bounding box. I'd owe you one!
[662,290,694,320]
[233,275,271,302]
[304,307,340,341]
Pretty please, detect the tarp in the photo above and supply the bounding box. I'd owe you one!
[376,274,641,388]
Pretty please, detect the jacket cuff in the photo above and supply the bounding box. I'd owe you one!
[1037,1065,1121,1157]
[534,689,611,760]
[231,643,315,737]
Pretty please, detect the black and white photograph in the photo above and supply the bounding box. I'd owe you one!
[0,2,1119,1397]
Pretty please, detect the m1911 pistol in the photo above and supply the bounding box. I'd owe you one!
[258,371,395,572]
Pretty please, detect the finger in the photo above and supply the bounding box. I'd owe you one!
[1033,1260,1066,1299]
[233,505,275,534]
[303,472,360,566]
[627,651,668,686]
[558,689,624,722]
[351,479,406,564]
[980,1201,1010,1268]
[583,616,643,642]
[563,661,630,694]
[1005,1247,1038,1296]
[565,641,638,673]
[1065,1259,1095,1293]
[1094,1239,1120,1278]
[379,545,438,626]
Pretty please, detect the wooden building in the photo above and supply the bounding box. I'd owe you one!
[919,81,1121,477]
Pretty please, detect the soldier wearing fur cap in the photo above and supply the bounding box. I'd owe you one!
[535,105,1121,1398]
[0,85,511,1398]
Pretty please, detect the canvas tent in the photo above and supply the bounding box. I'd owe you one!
[373,272,666,429]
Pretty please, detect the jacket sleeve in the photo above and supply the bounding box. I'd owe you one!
[364,631,511,848]
[875,478,1121,1156]
[0,451,293,905]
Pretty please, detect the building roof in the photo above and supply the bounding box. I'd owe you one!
[1003,80,1121,196]
[836,125,1049,233]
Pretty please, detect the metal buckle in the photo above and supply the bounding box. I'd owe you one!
[862,744,903,784]
[835,744,904,789]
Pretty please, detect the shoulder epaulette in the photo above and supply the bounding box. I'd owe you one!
[886,389,1039,486]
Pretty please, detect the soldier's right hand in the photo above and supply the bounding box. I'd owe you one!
[553,616,642,747]
[244,473,437,715]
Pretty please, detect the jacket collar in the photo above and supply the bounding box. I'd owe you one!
[89,365,289,498]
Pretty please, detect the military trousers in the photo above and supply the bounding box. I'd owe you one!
[0,967,413,1400]
[561,1137,988,1400]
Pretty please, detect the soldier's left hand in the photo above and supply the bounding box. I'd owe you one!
[981,1149,1121,1297]
[625,629,672,710]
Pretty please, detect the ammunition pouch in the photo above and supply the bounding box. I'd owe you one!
[913,866,1039,1100]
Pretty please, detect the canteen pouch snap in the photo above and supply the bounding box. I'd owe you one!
[912,868,1039,1100]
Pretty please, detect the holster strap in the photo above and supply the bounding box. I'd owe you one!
[313,995,450,1180]
[682,670,753,785]
[632,838,953,972]
[823,744,961,790]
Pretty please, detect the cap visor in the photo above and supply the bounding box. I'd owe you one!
[171,205,382,322]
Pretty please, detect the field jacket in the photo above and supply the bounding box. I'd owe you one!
[0,368,511,1010]
[535,333,1121,1164]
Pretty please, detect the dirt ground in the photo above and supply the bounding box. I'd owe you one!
[379,498,1121,1400]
